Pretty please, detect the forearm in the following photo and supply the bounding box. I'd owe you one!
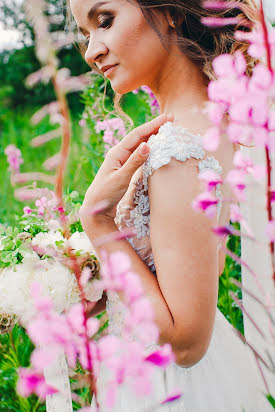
[80,214,184,357]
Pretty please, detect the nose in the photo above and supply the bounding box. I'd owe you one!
[85,36,108,67]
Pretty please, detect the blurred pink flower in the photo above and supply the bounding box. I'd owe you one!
[17,368,57,399]
[230,204,242,223]
[35,196,48,216]
[203,126,221,151]
[161,389,182,404]
[265,220,275,242]
[4,144,24,173]
[145,344,174,367]
[192,192,219,218]
[198,169,223,191]
[43,153,61,171]
[203,1,241,10]
[23,206,33,215]
[132,86,160,115]
[226,169,246,201]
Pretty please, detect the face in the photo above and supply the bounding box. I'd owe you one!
[70,0,170,94]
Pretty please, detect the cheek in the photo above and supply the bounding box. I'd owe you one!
[113,18,165,72]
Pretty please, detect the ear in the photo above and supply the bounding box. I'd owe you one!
[164,9,176,28]
[164,8,184,29]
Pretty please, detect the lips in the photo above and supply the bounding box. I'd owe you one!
[103,64,119,78]
[101,64,118,74]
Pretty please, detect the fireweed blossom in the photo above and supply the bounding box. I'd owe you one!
[4,144,24,173]
[95,117,126,155]
[133,85,160,116]
[192,22,272,226]
[17,252,176,408]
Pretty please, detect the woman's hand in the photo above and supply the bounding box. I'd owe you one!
[79,113,174,226]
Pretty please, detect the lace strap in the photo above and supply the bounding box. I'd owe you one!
[142,121,223,220]
[143,121,205,189]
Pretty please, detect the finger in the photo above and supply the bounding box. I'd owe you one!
[118,141,150,180]
[122,112,174,152]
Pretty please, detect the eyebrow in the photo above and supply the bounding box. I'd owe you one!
[88,1,110,19]
[79,1,110,33]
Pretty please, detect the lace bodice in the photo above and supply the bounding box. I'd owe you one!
[107,121,223,337]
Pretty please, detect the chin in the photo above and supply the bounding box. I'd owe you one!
[110,75,144,95]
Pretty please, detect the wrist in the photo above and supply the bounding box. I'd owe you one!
[79,206,117,238]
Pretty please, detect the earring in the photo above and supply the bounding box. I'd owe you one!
[171,19,176,28]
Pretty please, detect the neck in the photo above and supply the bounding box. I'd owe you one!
[147,49,209,130]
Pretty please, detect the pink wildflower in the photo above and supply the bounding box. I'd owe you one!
[23,206,32,215]
[4,144,24,173]
[198,170,223,191]
[132,86,160,115]
[203,126,221,151]
[192,192,219,218]
[226,169,246,201]
[17,368,58,399]
[35,196,48,216]
[145,344,175,367]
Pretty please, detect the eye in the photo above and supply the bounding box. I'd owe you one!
[81,14,114,47]
[83,36,90,47]
[98,14,114,29]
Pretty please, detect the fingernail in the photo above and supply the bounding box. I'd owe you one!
[140,142,149,155]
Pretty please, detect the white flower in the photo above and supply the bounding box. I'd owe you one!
[67,231,97,256]
[0,230,103,327]
[46,219,61,231]
[32,230,65,252]
[0,258,80,325]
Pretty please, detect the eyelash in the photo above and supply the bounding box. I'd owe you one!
[84,15,114,46]
[99,15,113,29]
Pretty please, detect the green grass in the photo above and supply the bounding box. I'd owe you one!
[0,105,101,227]
[0,325,45,412]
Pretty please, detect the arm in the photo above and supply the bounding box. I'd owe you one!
[148,157,220,366]
[80,157,220,368]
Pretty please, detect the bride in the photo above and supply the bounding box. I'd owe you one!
[67,0,272,410]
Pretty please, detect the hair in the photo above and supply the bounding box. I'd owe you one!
[65,0,260,135]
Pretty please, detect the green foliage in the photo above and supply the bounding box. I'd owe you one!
[0,226,26,268]
[218,223,243,334]
[0,45,90,110]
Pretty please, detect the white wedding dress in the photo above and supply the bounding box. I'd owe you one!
[92,121,271,411]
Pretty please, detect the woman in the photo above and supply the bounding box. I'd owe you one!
[68,0,270,410]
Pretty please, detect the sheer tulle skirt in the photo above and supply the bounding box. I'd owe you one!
[92,307,271,411]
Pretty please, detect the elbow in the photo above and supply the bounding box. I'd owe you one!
[172,338,211,368]
[174,347,206,368]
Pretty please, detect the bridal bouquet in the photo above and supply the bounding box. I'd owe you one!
[0,214,103,333]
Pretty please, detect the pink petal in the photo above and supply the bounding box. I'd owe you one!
[145,344,175,367]
[265,220,275,242]
[161,389,182,404]
[203,126,220,151]
[31,348,59,370]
